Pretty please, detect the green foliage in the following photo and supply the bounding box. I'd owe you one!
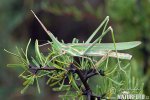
[6,39,144,99]
[41,1,102,20]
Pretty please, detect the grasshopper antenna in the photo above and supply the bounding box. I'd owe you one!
[31,10,50,34]
[31,10,62,47]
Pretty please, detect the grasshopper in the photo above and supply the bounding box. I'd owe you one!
[31,10,141,60]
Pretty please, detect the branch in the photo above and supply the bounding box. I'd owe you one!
[69,64,91,92]
[85,69,105,81]
[69,64,105,100]
[28,65,58,74]
[28,64,105,99]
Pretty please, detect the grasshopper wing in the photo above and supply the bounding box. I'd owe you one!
[67,41,141,51]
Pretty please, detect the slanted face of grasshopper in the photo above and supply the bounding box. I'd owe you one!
[31,10,141,60]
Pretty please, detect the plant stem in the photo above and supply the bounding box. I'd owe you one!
[28,64,105,99]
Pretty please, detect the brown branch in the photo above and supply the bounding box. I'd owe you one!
[69,64,105,100]
[28,64,105,99]
[85,69,105,81]
[28,65,58,74]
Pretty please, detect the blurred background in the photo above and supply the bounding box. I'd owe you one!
[0,0,150,100]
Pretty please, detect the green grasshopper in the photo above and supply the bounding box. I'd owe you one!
[31,10,141,60]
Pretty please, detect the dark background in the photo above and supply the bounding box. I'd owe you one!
[0,0,149,100]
